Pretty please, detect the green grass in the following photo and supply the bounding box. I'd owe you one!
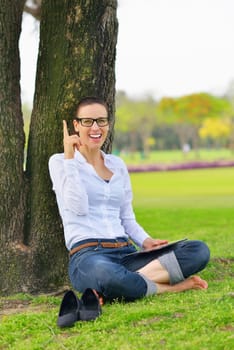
[0,168,234,349]
[131,167,234,209]
[131,168,234,259]
[119,148,234,165]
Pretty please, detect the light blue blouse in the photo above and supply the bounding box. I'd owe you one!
[48,151,149,250]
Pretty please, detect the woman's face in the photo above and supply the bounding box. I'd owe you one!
[73,103,109,150]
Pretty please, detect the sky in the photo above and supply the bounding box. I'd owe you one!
[19,0,234,104]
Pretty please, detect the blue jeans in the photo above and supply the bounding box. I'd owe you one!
[68,238,210,301]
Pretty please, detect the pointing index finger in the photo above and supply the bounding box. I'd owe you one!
[63,120,69,137]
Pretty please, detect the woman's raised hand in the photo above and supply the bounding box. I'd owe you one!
[63,120,81,159]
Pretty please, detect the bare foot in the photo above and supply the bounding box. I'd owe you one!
[157,275,208,294]
[188,275,208,289]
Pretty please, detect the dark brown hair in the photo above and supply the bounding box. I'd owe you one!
[76,96,108,116]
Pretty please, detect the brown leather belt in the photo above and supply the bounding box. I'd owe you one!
[69,240,131,257]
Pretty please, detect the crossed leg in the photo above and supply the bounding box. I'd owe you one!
[137,259,208,294]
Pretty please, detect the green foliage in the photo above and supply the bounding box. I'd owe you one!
[114,91,234,152]
[115,92,157,152]
[157,93,232,126]
[0,168,233,349]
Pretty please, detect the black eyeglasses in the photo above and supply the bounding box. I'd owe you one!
[75,117,109,127]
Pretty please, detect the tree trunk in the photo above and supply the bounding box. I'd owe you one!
[25,0,118,292]
[0,0,118,295]
[0,0,30,294]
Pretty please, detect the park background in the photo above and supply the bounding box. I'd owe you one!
[1,1,234,349]
[21,0,234,166]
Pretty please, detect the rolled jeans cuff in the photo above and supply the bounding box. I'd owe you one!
[158,251,185,285]
[139,273,157,296]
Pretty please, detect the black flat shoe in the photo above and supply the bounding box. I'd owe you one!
[79,288,102,321]
[57,290,80,328]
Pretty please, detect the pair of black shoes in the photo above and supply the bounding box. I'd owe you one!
[57,289,102,328]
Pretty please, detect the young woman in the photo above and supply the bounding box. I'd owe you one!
[49,96,210,302]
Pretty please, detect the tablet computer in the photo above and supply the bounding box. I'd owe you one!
[127,238,188,256]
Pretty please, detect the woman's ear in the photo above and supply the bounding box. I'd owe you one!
[73,119,79,133]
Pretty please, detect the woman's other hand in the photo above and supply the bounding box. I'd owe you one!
[142,237,168,250]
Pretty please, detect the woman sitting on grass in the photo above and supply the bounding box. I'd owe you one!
[49,96,210,302]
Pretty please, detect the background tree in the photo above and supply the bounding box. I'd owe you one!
[199,118,232,148]
[156,97,190,150]
[0,0,118,295]
[134,98,157,156]
[115,93,157,154]
[157,93,232,152]
[224,80,234,153]
[0,0,27,294]
[115,94,141,152]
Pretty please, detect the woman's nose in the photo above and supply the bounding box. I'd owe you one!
[91,121,99,129]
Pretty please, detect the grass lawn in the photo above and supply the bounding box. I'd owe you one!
[119,148,234,165]
[0,168,234,349]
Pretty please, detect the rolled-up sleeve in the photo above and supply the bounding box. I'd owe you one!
[48,154,88,215]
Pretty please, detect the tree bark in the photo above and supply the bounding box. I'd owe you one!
[0,0,118,295]
[0,0,30,293]
[24,0,118,292]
